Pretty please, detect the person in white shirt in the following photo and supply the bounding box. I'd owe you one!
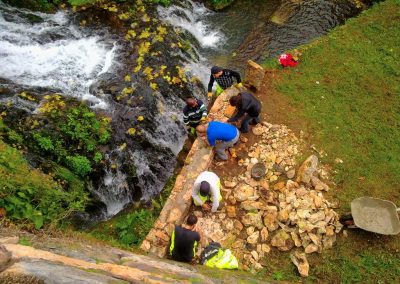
[192,171,222,213]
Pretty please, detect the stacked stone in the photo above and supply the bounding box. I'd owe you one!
[195,122,342,276]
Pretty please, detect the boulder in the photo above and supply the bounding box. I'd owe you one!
[296,155,318,184]
[244,60,265,91]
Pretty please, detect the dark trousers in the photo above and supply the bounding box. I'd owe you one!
[240,114,260,133]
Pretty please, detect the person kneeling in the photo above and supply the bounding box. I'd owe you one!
[192,171,222,213]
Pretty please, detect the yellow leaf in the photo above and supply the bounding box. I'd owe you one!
[171,77,181,84]
[126,128,136,136]
[139,29,151,39]
[142,14,150,22]
[150,83,158,90]
[124,75,131,82]
[137,116,144,121]
[133,64,142,73]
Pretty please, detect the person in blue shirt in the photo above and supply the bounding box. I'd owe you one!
[196,121,239,161]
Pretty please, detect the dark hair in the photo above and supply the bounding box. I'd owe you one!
[229,94,242,107]
[199,181,210,196]
[186,98,196,107]
[211,66,222,74]
[186,214,198,226]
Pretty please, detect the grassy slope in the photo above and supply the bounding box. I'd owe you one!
[263,0,400,282]
[275,0,400,207]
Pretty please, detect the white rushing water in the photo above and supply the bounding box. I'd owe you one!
[157,0,226,90]
[157,0,223,48]
[0,2,116,108]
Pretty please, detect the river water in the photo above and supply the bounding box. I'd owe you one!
[0,0,361,222]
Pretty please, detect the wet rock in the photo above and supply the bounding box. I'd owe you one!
[290,250,309,277]
[271,230,294,251]
[242,212,264,229]
[226,206,236,218]
[297,155,318,184]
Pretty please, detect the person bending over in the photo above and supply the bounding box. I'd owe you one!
[196,121,239,161]
[228,92,261,133]
[192,171,222,212]
[183,98,207,129]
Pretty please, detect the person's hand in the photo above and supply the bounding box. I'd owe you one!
[202,203,211,211]
[201,117,206,122]
[235,83,243,89]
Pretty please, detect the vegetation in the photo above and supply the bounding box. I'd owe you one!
[0,139,87,229]
[262,0,400,282]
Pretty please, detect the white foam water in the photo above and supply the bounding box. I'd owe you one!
[157,0,224,48]
[0,1,116,108]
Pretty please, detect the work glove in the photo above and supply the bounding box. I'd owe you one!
[201,117,206,122]
[236,82,243,89]
[207,92,213,99]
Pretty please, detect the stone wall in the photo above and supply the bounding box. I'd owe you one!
[140,81,247,258]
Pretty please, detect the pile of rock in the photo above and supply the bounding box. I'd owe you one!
[195,122,342,276]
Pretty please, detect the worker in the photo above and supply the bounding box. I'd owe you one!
[207,66,242,105]
[228,92,262,133]
[196,121,240,161]
[183,98,207,129]
[169,214,201,263]
[192,171,222,212]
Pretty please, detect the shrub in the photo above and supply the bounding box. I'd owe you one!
[0,140,87,228]
[66,155,92,177]
[115,209,155,246]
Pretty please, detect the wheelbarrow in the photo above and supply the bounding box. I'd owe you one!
[340,197,400,235]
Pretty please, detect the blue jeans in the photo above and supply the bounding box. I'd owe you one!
[240,114,260,133]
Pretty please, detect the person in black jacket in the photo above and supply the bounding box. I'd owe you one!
[228,92,261,133]
[207,66,242,102]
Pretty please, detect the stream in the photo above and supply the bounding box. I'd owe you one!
[0,0,362,223]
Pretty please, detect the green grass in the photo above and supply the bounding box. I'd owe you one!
[266,0,400,209]
[262,0,400,282]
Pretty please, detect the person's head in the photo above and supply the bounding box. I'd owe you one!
[196,124,208,137]
[186,214,198,227]
[199,181,210,196]
[186,98,197,108]
[211,66,223,78]
[229,93,242,107]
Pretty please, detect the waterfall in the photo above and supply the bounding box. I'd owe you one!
[0,1,116,108]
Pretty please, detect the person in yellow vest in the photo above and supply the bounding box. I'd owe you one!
[192,171,222,212]
[169,214,200,263]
